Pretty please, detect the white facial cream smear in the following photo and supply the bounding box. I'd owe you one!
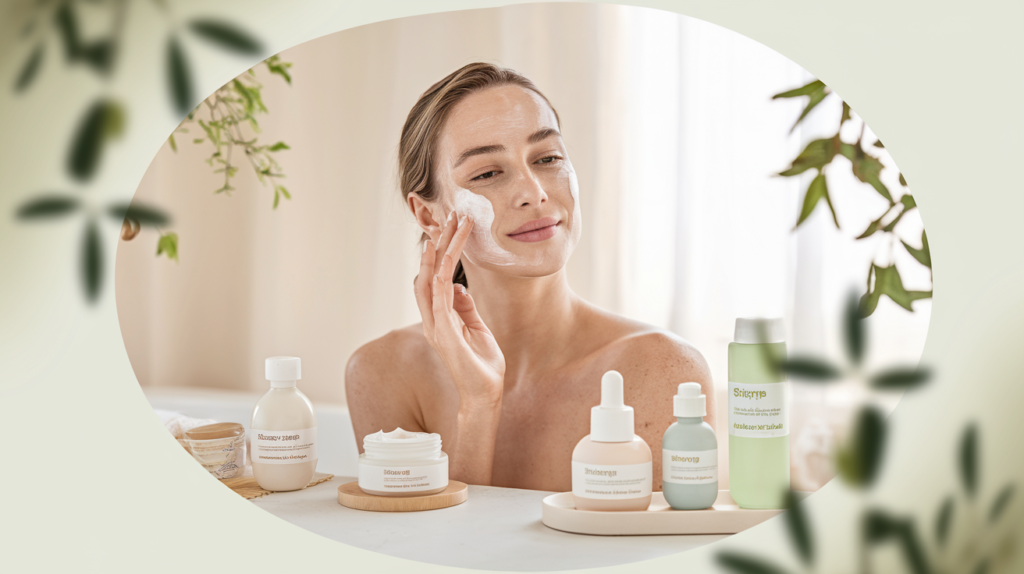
[564,158,582,249]
[358,428,449,497]
[450,186,517,266]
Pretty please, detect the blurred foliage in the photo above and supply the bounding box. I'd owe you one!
[726,296,1017,574]
[717,423,1018,574]
[12,0,288,303]
[774,81,932,317]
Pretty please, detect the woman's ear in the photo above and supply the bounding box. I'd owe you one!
[408,193,444,242]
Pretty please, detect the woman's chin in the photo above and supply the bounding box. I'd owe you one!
[468,244,573,277]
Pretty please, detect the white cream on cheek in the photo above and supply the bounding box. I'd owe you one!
[449,185,518,266]
[565,158,582,249]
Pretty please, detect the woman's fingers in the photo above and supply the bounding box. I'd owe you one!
[453,284,488,332]
[414,240,437,339]
[433,211,458,275]
[445,215,474,264]
[431,275,462,349]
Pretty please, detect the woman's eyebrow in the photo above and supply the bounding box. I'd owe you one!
[451,128,562,169]
[453,144,504,169]
[528,127,561,144]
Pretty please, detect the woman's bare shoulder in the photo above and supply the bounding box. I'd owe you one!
[344,324,437,391]
[580,303,711,385]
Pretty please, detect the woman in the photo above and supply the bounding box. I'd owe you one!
[346,63,714,492]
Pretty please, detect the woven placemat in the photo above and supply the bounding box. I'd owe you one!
[222,472,334,499]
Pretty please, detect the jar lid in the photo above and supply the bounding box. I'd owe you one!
[183,422,244,441]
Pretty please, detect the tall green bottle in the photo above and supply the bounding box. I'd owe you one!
[728,318,789,509]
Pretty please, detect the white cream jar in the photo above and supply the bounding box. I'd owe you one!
[358,428,449,497]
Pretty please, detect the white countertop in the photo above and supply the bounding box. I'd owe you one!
[251,476,727,571]
[146,388,728,570]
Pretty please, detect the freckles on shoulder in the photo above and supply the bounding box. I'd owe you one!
[612,331,715,405]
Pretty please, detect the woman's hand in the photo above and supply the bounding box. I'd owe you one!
[415,213,506,406]
[414,212,506,485]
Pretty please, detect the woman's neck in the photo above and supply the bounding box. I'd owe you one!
[462,263,581,385]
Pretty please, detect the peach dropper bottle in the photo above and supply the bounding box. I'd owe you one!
[571,370,653,511]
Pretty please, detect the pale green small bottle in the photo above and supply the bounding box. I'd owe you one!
[728,318,790,509]
[662,383,718,510]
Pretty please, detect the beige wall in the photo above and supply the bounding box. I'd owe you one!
[117,4,627,404]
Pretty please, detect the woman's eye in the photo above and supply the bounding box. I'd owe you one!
[472,171,499,181]
[537,156,561,165]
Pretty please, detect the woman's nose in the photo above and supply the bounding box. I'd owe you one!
[510,168,548,208]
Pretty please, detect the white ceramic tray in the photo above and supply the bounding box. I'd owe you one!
[541,490,783,536]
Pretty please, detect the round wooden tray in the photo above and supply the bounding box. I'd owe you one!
[338,480,468,512]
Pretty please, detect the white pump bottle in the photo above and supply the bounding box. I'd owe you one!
[250,356,318,491]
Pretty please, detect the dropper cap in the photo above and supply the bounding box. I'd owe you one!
[674,382,706,418]
[590,371,635,442]
[266,356,301,388]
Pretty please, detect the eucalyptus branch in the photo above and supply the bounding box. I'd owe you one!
[773,80,932,316]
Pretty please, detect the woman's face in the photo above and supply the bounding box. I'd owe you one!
[431,85,581,275]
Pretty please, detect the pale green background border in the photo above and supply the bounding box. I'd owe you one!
[1,0,1021,572]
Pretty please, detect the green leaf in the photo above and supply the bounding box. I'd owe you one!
[794,173,838,229]
[68,100,109,182]
[863,511,930,574]
[79,40,113,75]
[80,218,103,303]
[771,80,831,131]
[779,137,840,177]
[989,484,1014,524]
[843,291,865,365]
[772,80,825,99]
[856,214,884,240]
[973,559,990,574]
[17,196,80,219]
[846,144,893,203]
[960,423,978,498]
[277,185,291,199]
[784,491,814,566]
[841,101,852,125]
[791,86,828,132]
[156,232,179,262]
[900,520,931,574]
[716,552,792,574]
[859,266,880,317]
[188,19,263,55]
[870,366,932,390]
[864,509,902,543]
[267,63,292,84]
[902,230,931,268]
[780,356,842,381]
[168,133,177,152]
[106,201,171,226]
[15,43,44,93]
[55,2,81,62]
[873,139,884,148]
[103,100,126,139]
[273,187,280,209]
[900,173,908,187]
[268,141,290,151]
[861,264,930,315]
[900,194,917,210]
[167,35,194,117]
[935,496,954,546]
[232,78,255,115]
[837,406,886,487]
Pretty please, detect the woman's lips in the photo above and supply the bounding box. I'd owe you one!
[507,217,560,243]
